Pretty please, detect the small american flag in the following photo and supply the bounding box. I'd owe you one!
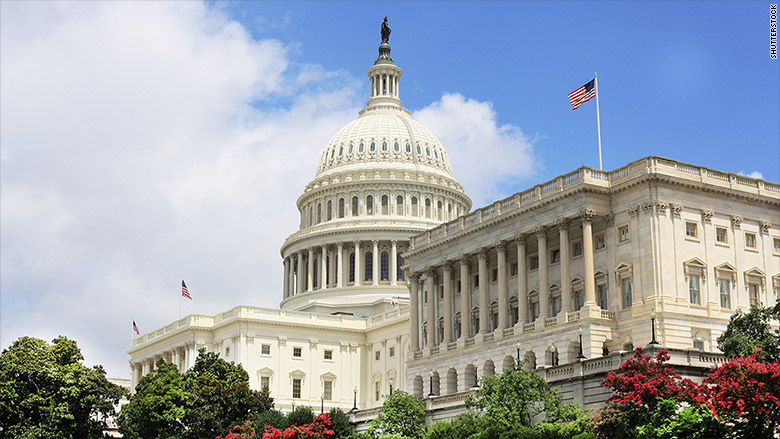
[132,320,140,335]
[568,79,596,110]
[181,280,192,300]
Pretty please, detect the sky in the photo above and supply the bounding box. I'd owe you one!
[1,1,777,378]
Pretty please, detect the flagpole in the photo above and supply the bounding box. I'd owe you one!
[179,278,182,320]
[595,72,603,170]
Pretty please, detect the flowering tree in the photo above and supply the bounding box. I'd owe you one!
[260,413,334,439]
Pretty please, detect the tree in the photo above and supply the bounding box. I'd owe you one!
[364,390,426,439]
[0,336,126,439]
[117,360,188,439]
[717,304,780,361]
[328,408,355,438]
[286,405,315,427]
[465,360,580,431]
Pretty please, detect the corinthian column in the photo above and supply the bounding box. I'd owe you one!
[354,241,362,287]
[516,236,528,324]
[307,248,314,292]
[410,274,420,351]
[442,262,453,343]
[297,251,304,294]
[477,249,489,334]
[582,210,597,305]
[496,242,508,329]
[425,269,436,346]
[283,257,290,298]
[536,227,549,319]
[336,242,344,288]
[320,245,327,290]
[390,240,398,286]
[372,240,379,286]
[559,220,572,313]
[459,255,470,338]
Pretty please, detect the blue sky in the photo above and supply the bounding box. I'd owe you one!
[1,1,777,378]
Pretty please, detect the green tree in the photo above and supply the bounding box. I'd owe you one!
[287,405,315,427]
[251,408,289,430]
[465,360,580,431]
[717,304,780,361]
[0,336,126,439]
[117,360,188,439]
[364,390,426,439]
[328,408,355,438]
[426,411,488,439]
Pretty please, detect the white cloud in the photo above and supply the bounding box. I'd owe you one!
[413,93,538,207]
[738,171,764,180]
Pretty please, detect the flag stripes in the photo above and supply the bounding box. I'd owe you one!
[568,79,596,110]
[181,280,192,300]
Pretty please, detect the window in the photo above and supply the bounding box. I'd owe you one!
[511,262,518,276]
[349,252,355,282]
[389,347,395,357]
[225,346,230,357]
[405,143,411,153]
[381,195,388,215]
[324,380,333,400]
[338,198,345,218]
[313,259,319,289]
[618,226,630,242]
[348,143,354,154]
[359,142,364,153]
[326,201,332,221]
[375,381,381,401]
[551,248,560,264]
[473,274,479,288]
[622,278,633,308]
[424,198,431,218]
[530,255,539,270]
[623,343,634,352]
[324,350,333,360]
[293,347,302,358]
[749,283,759,307]
[292,378,302,398]
[375,350,380,361]
[689,274,701,305]
[261,344,271,355]
[365,251,373,281]
[595,233,606,249]
[380,252,389,281]
[574,290,584,311]
[598,284,608,310]
[381,141,387,152]
[261,376,270,390]
[745,232,757,249]
[396,195,404,215]
[491,268,498,283]
[397,254,405,281]
[437,201,442,220]
[317,203,321,224]
[572,240,583,257]
[531,301,540,322]
[693,340,704,351]
[370,141,376,152]
[774,238,780,254]
[411,197,418,216]
[366,195,373,215]
[416,144,422,155]
[719,279,731,309]
[716,227,728,244]
[685,222,698,239]
[351,196,359,216]
[551,295,561,315]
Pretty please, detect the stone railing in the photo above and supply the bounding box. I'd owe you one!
[409,156,778,251]
[428,390,475,409]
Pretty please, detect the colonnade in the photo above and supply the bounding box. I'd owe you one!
[130,342,198,390]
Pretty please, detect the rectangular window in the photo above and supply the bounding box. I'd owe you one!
[375,381,381,401]
[492,269,498,282]
[261,376,270,390]
[598,284,608,310]
[719,279,731,309]
[324,350,333,360]
[440,287,444,299]
[261,344,271,355]
[457,280,462,293]
[530,255,539,270]
[749,283,759,307]
[531,301,540,321]
[292,378,302,399]
[693,340,704,351]
[774,238,780,254]
[375,350,380,361]
[716,227,728,244]
[293,347,302,358]
[324,381,333,400]
[574,290,584,311]
[618,226,630,242]
[685,222,698,239]
[389,347,395,357]
[689,275,700,305]
[511,262,518,276]
[595,233,606,249]
[474,274,479,287]
[572,240,583,257]
[552,295,561,315]
[225,346,230,357]
[622,278,632,308]
[623,343,634,352]
[550,248,560,264]
[745,233,757,249]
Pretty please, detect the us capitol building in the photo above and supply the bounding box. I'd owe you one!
[128,23,780,423]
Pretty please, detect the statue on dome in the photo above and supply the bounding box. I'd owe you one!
[381,16,391,43]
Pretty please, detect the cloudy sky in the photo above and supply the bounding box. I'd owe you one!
[1,1,777,378]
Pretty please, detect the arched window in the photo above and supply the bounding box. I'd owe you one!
[309,207,313,226]
[370,142,376,152]
[397,254,405,281]
[406,143,411,153]
[359,142,364,153]
[327,201,332,221]
[338,198,345,218]
[425,199,431,219]
[339,145,343,156]
[447,203,453,220]
[381,141,387,152]
[411,197,418,216]
[366,195,374,215]
[349,253,355,282]
[381,195,389,215]
[313,258,319,289]
[380,251,389,281]
[437,201,442,220]
[352,196,359,216]
[365,251,373,282]
[396,195,404,215]
[348,143,353,154]
[434,149,439,159]
[426,146,431,157]
[394,142,399,152]
[317,203,322,224]
[416,144,422,155]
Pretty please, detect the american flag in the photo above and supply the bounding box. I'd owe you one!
[132,320,140,335]
[568,79,596,110]
[181,280,192,300]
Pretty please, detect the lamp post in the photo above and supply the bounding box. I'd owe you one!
[515,342,522,362]
[576,326,586,361]
[549,344,558,367]
[351,386,357,413]
[389,377,394,395]
[428,370,435,397]
[649,309,659,346]
[472,360,479,389]
[321,394,324,414]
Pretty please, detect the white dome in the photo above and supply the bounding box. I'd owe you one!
[315,107,453,179]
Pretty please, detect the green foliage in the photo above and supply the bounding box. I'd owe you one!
[117,360,188,439]
[0,336,126,439]
[365,390,426,439]
[634,399,726,439]
[466,360,581,430]
[426,411,487,439]
[252,409,289,430]
[329,408,355,438]
[717,304,780,361]
[287,405,315,426]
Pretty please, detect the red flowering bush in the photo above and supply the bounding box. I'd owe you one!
[216,421,257,439]
[261,413,334,439]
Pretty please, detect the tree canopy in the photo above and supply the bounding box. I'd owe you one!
[364,390,426,439]
[0,336,126,439]
[717,304,780,361]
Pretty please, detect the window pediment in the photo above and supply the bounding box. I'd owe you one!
[684,258,707,283]
[715,263,737,286]
[570,276,584,290]
[744,267,766,288]
[615,262,632,281]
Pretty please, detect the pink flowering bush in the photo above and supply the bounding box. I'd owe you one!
[261,413,334,439]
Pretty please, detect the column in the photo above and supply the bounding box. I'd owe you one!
[582,210,597,305]
[536,227,549,319]
[183,346,190,371]
[289,256,296,296]
[354,241,362,287]
[284,257,291,298]
[496,242,508,329]
[443,263,453,342]
[307,248,314,292]
[297,251,304,294]
[337,242,344,287]
[320,245,327,290]
[372,240,379,286]
[410,274,420,351]
[425,269,436,346]
[328,247,336,288]
[172,348,180,372]
[516,236,528,324]
[559,221,572,313]
[390,240,398,286]
[478,249,489,334]
[459,255,471,338]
